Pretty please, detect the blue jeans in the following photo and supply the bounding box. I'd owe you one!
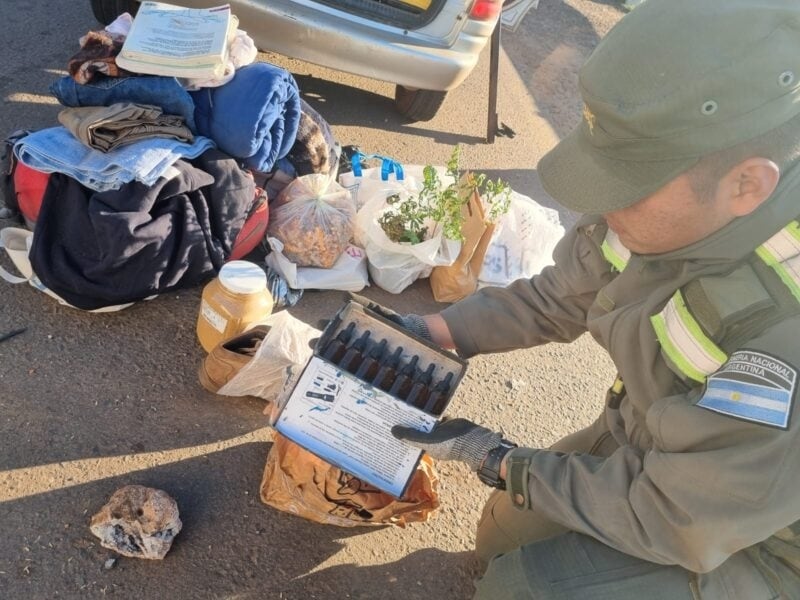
[14,127,214,192]
[49,75,197,133]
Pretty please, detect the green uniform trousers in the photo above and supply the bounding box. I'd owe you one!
[472,416,792,599]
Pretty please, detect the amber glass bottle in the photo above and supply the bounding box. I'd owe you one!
[423,372,455,415]
[371,346,404,392]
[320,322,356,363]
[388,355,420,400]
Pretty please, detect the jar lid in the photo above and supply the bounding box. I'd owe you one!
[218,261,267,295]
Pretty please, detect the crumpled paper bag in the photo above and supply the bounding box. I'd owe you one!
[260,433,440,527]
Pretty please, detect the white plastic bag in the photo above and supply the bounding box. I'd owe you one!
[338,154,410,213]
[341,157,458,294]
[339,157,448,248]
[268,174,355,268]
[358,194,460,294]
[0,227,135,312]
[216,310,320,401]
[265,236,369,292]
[478,191,564,288]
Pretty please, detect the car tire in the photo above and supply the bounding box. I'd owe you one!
[90,0,140,25]
[394,86,447,122]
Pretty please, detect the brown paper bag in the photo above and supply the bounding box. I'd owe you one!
[430,174,495,303]
[259,434,440,527]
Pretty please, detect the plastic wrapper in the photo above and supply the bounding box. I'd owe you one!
[342,163,448,248]
[267,174,355,268]
[344,162,459,294]
[216,310,320,401]
[338,154,409,214]
[264,265,303,309]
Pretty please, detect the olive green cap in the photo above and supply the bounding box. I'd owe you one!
[538,0,800,214]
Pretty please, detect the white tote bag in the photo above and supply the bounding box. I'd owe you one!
[0,227,135,312]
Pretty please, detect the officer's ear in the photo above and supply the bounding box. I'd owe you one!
[720,157,780,217]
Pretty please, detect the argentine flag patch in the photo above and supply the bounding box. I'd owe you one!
[697,350,796,429]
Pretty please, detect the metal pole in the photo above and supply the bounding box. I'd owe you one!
[486,19,501,143]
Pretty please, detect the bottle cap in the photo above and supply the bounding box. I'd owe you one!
[218,261,268,295]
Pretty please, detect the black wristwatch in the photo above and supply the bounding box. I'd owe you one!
[477,439,517,490]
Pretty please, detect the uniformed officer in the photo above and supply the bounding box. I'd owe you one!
[385,0,800,597]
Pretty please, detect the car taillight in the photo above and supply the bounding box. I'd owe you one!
[469,0,501,20]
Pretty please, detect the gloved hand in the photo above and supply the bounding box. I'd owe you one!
[347,292,432,341]
[391,418,502,471]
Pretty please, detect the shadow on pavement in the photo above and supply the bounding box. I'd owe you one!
[0,441,423,599]
[277,548,481,599]
[294,74,488,146]
[500,0,625,139]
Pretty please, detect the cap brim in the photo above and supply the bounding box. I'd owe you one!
[538,125,699,214]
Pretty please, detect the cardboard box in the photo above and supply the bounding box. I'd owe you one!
[274,300,466,498]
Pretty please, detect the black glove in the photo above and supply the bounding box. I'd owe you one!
[346,292,432,341]
[391,418,502,471]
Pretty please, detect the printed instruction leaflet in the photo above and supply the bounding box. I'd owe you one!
[275,356,438,498]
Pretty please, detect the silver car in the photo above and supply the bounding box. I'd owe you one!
[89,0,504,121]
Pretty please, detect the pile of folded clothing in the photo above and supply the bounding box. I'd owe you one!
[2,9,341,311]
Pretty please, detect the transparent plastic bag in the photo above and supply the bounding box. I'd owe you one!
[338,153,409,215]
[267,174,355,268]
[341,160,449,249]
[216,311,320,401]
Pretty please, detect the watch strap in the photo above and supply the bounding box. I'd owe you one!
[477,439,517,489]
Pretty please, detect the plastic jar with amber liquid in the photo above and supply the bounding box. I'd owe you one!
[196,260,274,352]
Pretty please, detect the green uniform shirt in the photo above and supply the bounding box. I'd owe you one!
[441,166,800,576]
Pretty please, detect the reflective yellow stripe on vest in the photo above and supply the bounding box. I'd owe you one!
[649,221,800,384]
[650,290,728,383]
[756,220,800,303]
[601,229,630,272]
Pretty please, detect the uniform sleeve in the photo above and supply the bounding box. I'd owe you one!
[505,319,800,573]
[440,219,613,358]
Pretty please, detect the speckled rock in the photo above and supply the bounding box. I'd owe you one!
[90,485,182,560]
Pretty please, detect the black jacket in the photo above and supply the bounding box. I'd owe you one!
[30,149,256,310]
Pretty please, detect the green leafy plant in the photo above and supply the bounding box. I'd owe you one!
[377,146,511,244]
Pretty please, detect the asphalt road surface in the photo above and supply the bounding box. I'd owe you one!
[0,1,622,598]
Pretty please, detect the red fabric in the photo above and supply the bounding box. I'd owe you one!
[18,162,266,260]
[14,163,50,225]
[229,197,268,261]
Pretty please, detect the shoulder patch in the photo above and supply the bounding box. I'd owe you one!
[697,350,796,429]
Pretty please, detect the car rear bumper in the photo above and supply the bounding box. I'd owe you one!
[227,0,496,91]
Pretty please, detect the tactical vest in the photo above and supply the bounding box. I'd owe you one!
[601,222,800,384]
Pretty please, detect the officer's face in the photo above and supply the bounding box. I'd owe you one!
[602,173,734,254]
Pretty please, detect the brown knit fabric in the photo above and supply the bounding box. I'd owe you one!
[68,30,134,84]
